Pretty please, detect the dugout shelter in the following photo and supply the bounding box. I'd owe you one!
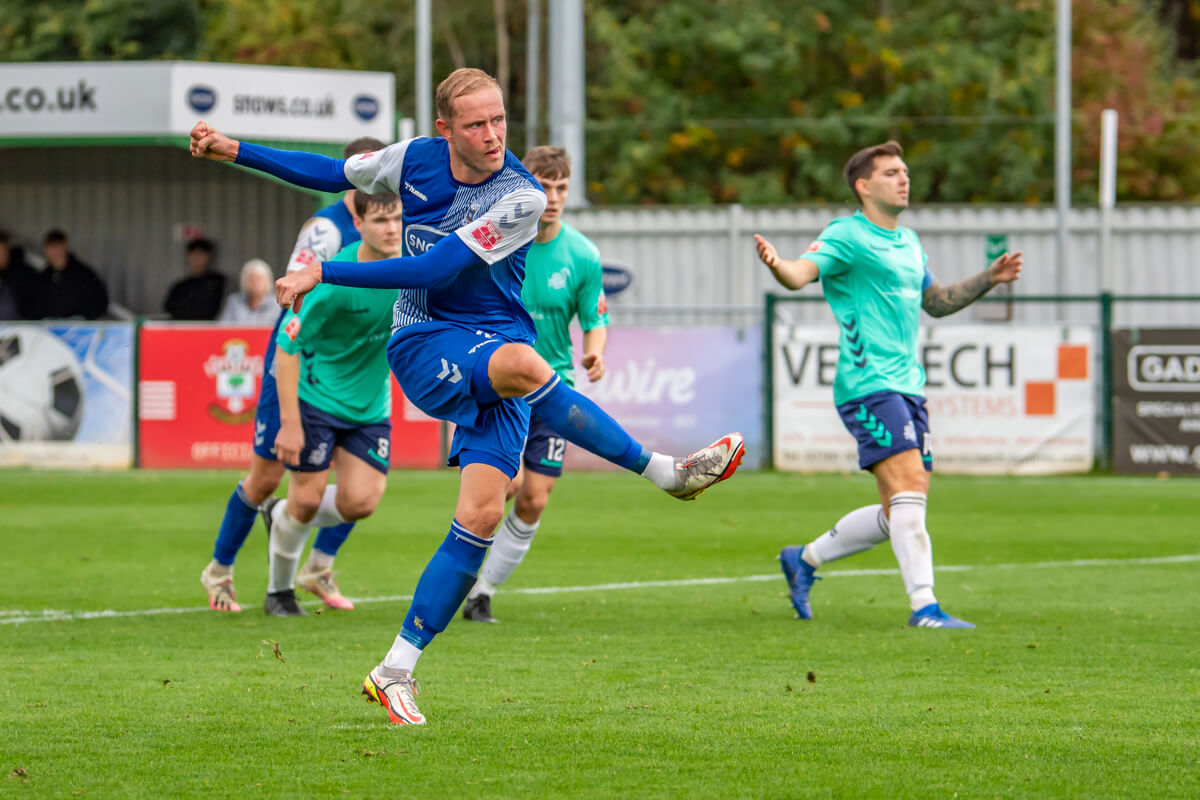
[0,61,396,315]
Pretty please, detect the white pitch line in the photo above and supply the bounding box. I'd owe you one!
[2,553,1198,626]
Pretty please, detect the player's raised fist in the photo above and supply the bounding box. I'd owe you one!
[276,264,322,312]
[189,121,239,162]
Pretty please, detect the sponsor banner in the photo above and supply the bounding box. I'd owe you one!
[169,62,393,144]
[0,323,133,468]
[1112,328,1200,475]
[562,327,763,471]
[138,324,440,469]
[0,62,393,143]
[773,325,1095,474]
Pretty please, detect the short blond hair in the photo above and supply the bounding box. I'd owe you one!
[435,68,502,122]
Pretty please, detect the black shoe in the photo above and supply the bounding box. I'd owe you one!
[462,593,498,623]
[260,497,280,540]
[264,589,308,617]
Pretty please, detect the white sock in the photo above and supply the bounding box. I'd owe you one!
[641,452,676,490]
[305,549,334,573]
[311,485,348,528]
[381,634,423,673]
[474,512,539,594]
[268,504,311,594]
[803,505,890,568]
[888,492,936,612]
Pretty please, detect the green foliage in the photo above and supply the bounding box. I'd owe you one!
[1,0,1199,203]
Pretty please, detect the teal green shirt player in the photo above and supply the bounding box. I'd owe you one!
[520,221,609,387]
[803,210,936,406]
[276,242,397,426]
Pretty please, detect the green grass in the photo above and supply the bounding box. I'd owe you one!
[2,469,1198,799]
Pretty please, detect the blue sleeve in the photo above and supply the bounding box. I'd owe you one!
[922,264,936,291]
[322,235,482,289]
[235,142,352,193]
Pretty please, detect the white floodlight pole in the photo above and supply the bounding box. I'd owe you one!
[1099,109,1119,293]
[549,0,586,207]
[1055,0,1071,301]
[416,0,433,137]
[526,0,541,151]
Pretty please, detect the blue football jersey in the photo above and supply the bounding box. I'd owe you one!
[343,137,546,344]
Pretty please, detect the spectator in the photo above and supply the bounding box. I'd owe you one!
[217,258,278,325]
[31,229,109,320]
[0,230,38,320]
[164,238,226,320]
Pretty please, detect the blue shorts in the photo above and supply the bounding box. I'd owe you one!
[837,391,933,472]
[251,309,288,461]
[288,398,391,475]
[522,407,567,478]
[387,321,530,479]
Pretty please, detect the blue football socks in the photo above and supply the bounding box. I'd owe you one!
[212,483,259,566]
[399,521,492,649]
[313,522,354,557]
[524,375,650,472]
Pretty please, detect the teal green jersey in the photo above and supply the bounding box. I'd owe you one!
[803,211,936,405]
[521,222,609,386]
[276,243,396,425]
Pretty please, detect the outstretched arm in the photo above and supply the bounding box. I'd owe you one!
[275,235,481,310]
[189,121,352,193]
[922,251,1023,318]
[754,234,820,290]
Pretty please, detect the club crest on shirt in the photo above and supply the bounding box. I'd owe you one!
[548,268,570,290]
[465,202,481,222]
[471,220,503,251]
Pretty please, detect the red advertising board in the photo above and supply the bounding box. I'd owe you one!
[138,324,443,469]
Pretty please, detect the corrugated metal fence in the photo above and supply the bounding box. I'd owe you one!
[572,204,1200,327]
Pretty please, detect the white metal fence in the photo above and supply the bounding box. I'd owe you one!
[573,204,1200,327]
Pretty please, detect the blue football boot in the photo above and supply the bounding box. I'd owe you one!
[778,545,820,620]
[908,602,975,629]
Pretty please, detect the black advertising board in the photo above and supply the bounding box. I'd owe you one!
[1112,328,1200,475]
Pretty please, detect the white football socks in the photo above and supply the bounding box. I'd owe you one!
[802,504,890,569]
[381,634,423,674]
[641,452,677,490]
[267,501,311,594]
[888,491,937,611]
[471,512,540,598]
[311,485,348,528]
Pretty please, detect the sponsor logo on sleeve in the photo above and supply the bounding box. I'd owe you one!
[597,291,609,315]
[806,241,822,253]
[294,249,315,266]
[284,318,301,341]
[471,220,504,251]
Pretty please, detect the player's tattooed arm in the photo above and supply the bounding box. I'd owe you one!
[922,251,1024,317]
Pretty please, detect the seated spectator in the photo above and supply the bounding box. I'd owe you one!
[164,238,226,320]
[31,229,109,320]
[217,258,279,325]
[0,230,38,320]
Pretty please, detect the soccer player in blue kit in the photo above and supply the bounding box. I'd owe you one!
[755,141,1023,629]
[201,137,386,614]
[191,68,745,724]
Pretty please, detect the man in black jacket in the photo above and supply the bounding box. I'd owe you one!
[164,238,226,320]
[31,229,109,320]
[0,231,39,320]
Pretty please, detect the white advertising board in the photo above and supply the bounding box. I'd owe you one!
[773,324,1095,474]
[0,62,393,143]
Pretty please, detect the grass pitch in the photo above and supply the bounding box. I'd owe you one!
[2,469,1198,799]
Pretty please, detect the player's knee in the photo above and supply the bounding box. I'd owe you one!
[456,501,505,538]
[492,344,553,395]
[286,486,323,523]
[242,468,283,504]
[336,487,382,522]
[515,487,551,519]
